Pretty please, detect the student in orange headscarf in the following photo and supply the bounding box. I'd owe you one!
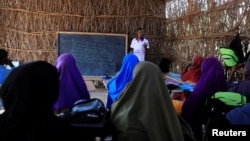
[181,55,204,84]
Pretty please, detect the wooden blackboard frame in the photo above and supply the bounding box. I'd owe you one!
[57,32,128,78]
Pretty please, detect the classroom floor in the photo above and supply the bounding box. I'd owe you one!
[89,87,107,105]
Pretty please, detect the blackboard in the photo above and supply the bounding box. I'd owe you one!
[57,32,127,77]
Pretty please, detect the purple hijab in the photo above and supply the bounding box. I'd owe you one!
[53,53,90,111]
[227,61,250,100]
[181,57,227,141]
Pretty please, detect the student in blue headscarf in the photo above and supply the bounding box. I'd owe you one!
[226,102,250,125]
[106,53,139,109]
[225,102,250,141]
[0,49,15,84]
[53,53,90,114]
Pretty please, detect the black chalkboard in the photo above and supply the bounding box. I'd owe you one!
[57,32,127,77]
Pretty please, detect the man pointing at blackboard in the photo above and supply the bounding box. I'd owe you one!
[130,27,150,61]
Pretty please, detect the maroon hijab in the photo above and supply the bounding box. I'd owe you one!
[181,55,204,83]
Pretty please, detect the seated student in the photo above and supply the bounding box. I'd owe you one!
[53,53,90,114]
[226,102,250,125]
[158,57,183,114]
[106,53,139,109]
[181,55,204,84]
[181,57,227,141]
[110,61,185,141]
[0,49,15,84]
[0,61,94,141]
[227,61,250,101]
[158,57,179,91]
[159,57,172,77]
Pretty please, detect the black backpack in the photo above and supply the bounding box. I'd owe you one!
[59,98,111,140]
[228,33,245,64]
[60,98,108,126]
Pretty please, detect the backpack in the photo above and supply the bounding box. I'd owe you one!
[220,33,246,67]
[203,92,247,141]
[212,91,246,106]
[219,47,239,67]
[59,98,111,140]
[206,91,246,113]
[60,98,108,128]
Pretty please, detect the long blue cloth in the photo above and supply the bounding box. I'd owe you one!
[106,54,139,109]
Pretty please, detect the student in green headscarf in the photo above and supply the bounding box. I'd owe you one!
[110,61,185,141]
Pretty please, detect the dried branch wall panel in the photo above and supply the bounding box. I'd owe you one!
[165,0,250,74]
[1,0,250,77]
[0,0,166,65]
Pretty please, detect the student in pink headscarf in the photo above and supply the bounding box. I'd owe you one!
[181,55,204,84]
[53,53,90,114]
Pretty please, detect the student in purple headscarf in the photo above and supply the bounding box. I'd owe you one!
[227,61,250,101]
[106,53,139,109]
[181,57,227,141]
[53,53,90,114]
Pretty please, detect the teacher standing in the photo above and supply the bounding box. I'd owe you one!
[130,27,150,61]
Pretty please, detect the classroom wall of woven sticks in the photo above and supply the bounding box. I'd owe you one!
[0,0,250,75]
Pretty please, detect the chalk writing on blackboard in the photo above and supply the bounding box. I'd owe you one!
[57,32,127,77]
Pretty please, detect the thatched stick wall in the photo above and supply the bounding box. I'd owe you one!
[165,0,250,73]
[1,0,250,78]
[0,0,166,64]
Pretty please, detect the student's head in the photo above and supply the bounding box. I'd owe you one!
[55,53,76,72]
[0,49,8,65]
[192,55,204,67]
[53,53,90,112]
[192,55,203,68]
[0,61,59,119]
[159,57,172,74]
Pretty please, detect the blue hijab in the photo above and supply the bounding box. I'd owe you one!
[226,102,250,125]
[106,54,139,109]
